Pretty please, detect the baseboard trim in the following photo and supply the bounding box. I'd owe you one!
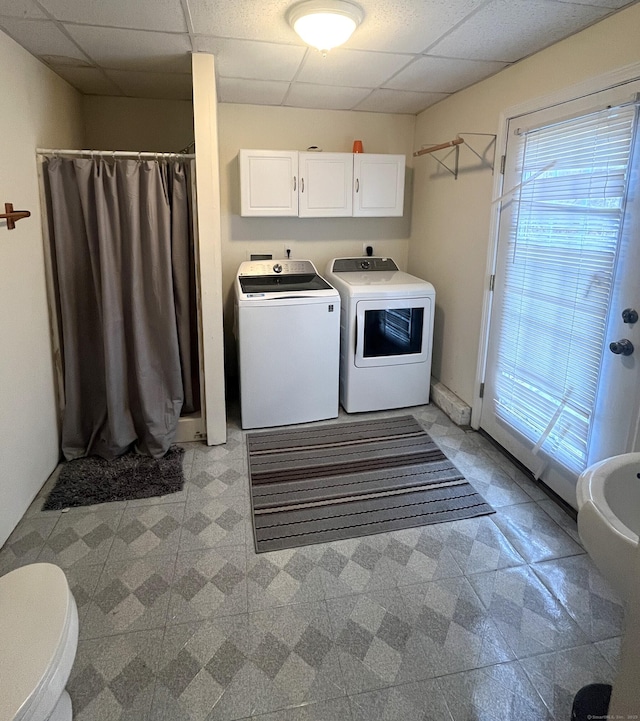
[430,377,471,428]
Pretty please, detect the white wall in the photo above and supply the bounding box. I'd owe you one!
[217,104,415,387]
[83,96,193,152]
[408,3,640,406]
[0,31,83,545]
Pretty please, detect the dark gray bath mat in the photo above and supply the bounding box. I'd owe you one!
[43,446,185,510]
[248,415,494,552]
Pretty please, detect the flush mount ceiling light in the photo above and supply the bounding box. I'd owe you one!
[286,0,364,55]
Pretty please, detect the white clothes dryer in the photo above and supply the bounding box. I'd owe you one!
[325,257,435,413]
[235,259,340,429]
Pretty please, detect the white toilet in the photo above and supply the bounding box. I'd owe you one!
[0,563,78,721]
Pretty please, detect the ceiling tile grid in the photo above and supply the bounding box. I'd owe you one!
[355,87,450,114]
[0,16,88,60]
[284,81,373,110]
[37,0,188,32]
[52,65,122,94]
[295,48,413,88]
[217,77,291,105]
[385,55,509,94]
[63,25,193,74]
[0,0,635,113]
[193,37,306,81]
[427,0,611,62]
[0,0,44,19]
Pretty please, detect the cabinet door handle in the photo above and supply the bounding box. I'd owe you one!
[301,177,305,193]
[355,178,359,193]
[293,176,297,191]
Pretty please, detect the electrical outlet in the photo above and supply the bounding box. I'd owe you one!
[362,243,374,256]
[283,244,292,259]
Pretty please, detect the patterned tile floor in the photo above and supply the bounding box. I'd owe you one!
[0,404,625,720]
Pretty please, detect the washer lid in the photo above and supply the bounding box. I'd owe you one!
[0,563,71,721]
[239,273,333,294]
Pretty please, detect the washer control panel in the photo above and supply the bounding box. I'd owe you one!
[239,260,316,277]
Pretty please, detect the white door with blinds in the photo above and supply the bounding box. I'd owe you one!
[480,82,640,508]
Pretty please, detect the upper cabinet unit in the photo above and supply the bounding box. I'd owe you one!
[239,149,405,218]
[298,152,353,217]
[353,154,405,217]
[239,149,298,216]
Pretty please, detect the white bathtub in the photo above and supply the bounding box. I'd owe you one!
[577,452,640,601]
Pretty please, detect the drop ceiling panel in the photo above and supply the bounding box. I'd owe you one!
[65,25,192,73]
[386,55,508,93]
[0,0,634,113]
[344,0,488,53]
[188,0,297,44]
[105,69,193,100]
[297,48,412,88]
[355,88,449,114]
[194,37,306,81]
[0,17,89,60]
[429,0,610,62]
[285,83,372,110]
[553,0,632,6]
[0,0,45,19]
[38,0,188,32]
[50,65,123,95]
[218,77,291,105]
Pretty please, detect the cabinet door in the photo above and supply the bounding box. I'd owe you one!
[353,154,405,217]
[239,150,298,216]
[299,152,353,217]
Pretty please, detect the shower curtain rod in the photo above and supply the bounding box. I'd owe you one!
[36,148,195,159]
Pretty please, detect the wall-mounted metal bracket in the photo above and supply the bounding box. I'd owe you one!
[1,202,31,230]
[413,133,497,180]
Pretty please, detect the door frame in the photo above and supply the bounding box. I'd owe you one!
[473,60,640,435]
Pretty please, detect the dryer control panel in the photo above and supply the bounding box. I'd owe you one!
[331,257,399,272]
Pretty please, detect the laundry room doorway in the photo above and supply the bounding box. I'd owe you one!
[479,78,640,508]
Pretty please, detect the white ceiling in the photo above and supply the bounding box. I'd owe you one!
[0,0,635,115]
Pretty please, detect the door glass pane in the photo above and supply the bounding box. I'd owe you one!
[493,103,637,473]
[363,308,423,357]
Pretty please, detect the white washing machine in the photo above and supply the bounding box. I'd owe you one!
[235,259,340,429]
[325,257,435,413]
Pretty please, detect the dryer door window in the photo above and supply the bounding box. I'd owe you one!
[355,297,431,367]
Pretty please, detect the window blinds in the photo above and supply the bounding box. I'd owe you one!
[494,102,638,473]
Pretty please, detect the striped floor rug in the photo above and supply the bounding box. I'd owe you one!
[247,415,494,552]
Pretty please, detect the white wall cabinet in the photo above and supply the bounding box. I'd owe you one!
[298,152,353,217]
[353,153,405,217]
[239,149,405,218]
[239,149,298,217]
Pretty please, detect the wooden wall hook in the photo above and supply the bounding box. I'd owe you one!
[1,202,31,230]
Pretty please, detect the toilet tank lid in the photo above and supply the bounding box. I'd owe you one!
[0,563,72,721]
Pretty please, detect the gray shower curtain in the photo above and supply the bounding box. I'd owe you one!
[45,157,198,461]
